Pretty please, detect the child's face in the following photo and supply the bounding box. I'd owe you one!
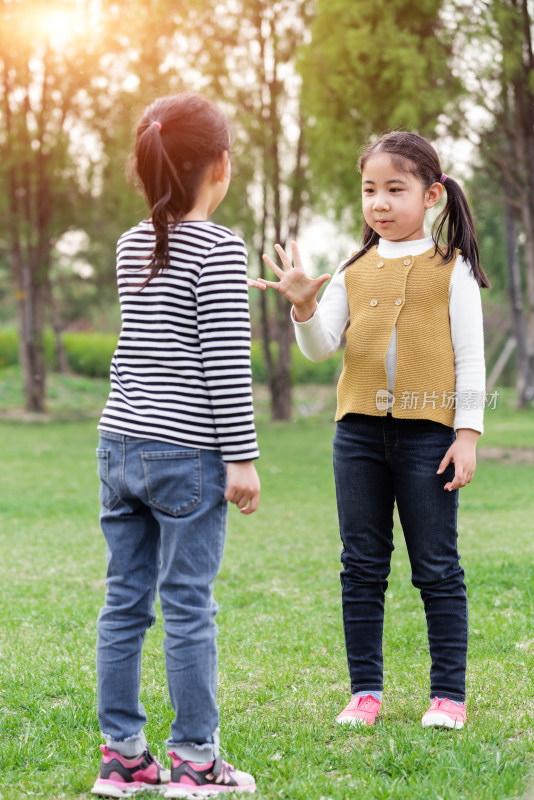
[361,152,442,242]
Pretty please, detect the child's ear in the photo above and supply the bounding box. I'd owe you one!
[425,182,444,209]
[212,150,229,183]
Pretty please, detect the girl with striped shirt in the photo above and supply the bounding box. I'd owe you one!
[92,93,259,798]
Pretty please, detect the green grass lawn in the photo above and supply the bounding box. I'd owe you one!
[0,373,533,799]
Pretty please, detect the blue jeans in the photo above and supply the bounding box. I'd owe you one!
[333,414,468,703]
[96,432,227,761]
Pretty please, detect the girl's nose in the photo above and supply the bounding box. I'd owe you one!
[373,195,389,211]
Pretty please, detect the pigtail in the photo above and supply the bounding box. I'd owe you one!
[342,222,379,270]
[433,177,491,288]
[132,122,188,289]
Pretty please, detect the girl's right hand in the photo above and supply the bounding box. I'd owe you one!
[258,241,331,322]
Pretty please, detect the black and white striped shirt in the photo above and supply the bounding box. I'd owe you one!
[98,220,259,461]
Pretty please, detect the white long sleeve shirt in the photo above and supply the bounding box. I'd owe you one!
[293,236,485,433]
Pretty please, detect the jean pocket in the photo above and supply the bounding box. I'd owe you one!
[96,448,120,510]
[142,450,201,517]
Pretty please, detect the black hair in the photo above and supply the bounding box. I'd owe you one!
[128,92,231,288]
[344,131,490,288]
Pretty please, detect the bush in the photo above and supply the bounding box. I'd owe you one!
[62,331,117,378]
[291,344,343,384]
[0,328,56,369]
[0,329,19,368]
[250,340,342,385]
[250,339,267,383]
[0,329,343,384]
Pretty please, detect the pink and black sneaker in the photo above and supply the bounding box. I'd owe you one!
[91,744,170,797]
[164,753,256,797]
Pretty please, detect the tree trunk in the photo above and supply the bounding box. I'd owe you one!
[47,277,69,374]
[512,0,534,403]
[17,260,47,412]
[504,200,534,405]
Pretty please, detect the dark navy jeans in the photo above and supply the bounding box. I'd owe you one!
[333,414,468,702]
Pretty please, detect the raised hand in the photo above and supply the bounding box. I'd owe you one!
[251,241,331,322]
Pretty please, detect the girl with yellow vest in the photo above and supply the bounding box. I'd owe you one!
[255,131,490,730]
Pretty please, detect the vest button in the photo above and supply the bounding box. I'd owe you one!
[370,299,378,307]
[377,261,384,268]
[395,298,403,306]
[403,258,411,266]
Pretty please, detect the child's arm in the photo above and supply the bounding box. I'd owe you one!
[251,241,331,321]
[225,461,261,515]
[437,428,480,491]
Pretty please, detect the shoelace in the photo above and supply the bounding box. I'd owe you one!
[207,756,236,786]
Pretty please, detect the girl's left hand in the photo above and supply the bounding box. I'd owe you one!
[437,428,480,491]
[225,461,261,514]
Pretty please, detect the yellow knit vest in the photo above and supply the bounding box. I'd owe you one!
[336,245,458,427]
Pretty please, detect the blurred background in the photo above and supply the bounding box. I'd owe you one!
[1,0,533,421]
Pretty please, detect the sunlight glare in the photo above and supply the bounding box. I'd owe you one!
[31,2,89,51]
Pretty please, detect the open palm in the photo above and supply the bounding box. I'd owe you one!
[255,241,331,319]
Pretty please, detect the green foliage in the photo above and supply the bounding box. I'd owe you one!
[468,168,508,292]
[298,0,462,228]
[0,329,117,378]
[0,329,56,369]
[61,332,117,379]
[1,332,342,385]
[291,344,344,385]
[252,340,343,385]
[0,329,19,368]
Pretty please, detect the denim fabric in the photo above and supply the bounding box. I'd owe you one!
[96,432,227,761]
[333,414,468,702]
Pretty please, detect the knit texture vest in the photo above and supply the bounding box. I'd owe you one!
[336,245,458,426]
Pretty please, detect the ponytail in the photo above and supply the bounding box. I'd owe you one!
[343,131,491,288]
[433,176,490,288]
[128,93,231,289]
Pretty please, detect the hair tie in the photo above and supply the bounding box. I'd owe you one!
[440,173,448,184]
[151,121,162,131]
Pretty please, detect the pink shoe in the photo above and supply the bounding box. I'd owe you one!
[336,694,381,726]
[422,697,466,729]
[164,753,256,797]
[91,744,170,796]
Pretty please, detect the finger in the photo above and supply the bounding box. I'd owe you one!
[240,492,259,515]
[437,453,452,474]
[256,278,283,291]
[274,243,293,270]
[262,253,285,278]
[444,472,465,491]
[247,278,267,289]
[290,240,303,270]
[316,272,331,287]
[224,486,235,503]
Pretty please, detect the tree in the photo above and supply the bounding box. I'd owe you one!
[0,0,106,410]
[0,0,203,408]
[178,0,314,420]
[298,0,462,229]
[446,0,534,405]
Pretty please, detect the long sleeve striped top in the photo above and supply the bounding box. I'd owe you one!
[98,219,259,462]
